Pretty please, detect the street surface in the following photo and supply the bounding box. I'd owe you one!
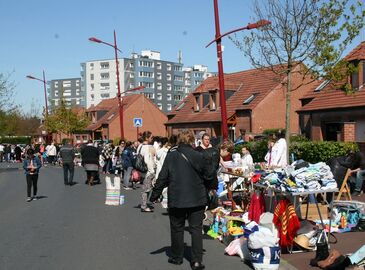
[0,163,251,270]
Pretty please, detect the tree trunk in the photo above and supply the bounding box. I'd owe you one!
[285,69,292,165]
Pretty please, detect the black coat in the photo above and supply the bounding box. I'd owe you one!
[81,145,99,165]
[150,144,207,208]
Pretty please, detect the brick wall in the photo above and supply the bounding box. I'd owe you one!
[342,122,356,142]
[108,95,167,141]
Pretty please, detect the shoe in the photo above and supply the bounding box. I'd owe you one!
[141,207,154,213]
[352,190,361,196]
[191,262,205,270]
[123,187,133,190]
[26,197,32,202]
[32,196,38,201]
[168,257,183,265]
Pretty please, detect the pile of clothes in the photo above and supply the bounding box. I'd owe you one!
[257,162,338,193]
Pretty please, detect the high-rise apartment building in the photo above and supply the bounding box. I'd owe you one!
[48,78,84,111]
[81,51,211,112]
[183,65,214,94]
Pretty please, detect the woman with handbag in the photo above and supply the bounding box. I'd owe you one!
[150,129,210,270]
[138,131,156,213]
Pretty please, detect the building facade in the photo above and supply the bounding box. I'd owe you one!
[81,59,125,109]
[48,78,84,111]
[81,50,211,113]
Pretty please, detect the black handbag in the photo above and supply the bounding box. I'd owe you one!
[134,146,148,173]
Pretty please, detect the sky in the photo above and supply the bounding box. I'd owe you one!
[0,0,364,114]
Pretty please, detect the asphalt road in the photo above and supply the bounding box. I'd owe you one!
[0,163,251,270]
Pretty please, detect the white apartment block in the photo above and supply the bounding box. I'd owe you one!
[81,59,126,108]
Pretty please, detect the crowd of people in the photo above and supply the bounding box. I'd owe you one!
[8,128,365,270]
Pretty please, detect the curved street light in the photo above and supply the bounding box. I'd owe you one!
[206,0,271,140]
[89,31,125,139]
[26,71,48,116]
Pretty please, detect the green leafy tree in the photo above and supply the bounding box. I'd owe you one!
[45,100,90,138]
[231,0,365,163]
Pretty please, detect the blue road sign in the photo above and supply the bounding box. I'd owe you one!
[133,118,143,127]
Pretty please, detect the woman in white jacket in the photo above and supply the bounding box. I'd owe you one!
[270,130,287,168]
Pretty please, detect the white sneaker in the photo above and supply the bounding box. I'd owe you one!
[123,187,132,190]
[32,196,38,201]
[27,197,32,202]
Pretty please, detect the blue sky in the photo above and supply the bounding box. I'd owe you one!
[0,0,363,114]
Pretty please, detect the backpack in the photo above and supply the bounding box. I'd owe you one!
[134,145,148,173]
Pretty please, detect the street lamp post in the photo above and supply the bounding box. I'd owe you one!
[26,70,49,116]
[26,71,50,143]
[206,0,271,140]
[89,31,125,139]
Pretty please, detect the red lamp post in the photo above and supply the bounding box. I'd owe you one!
[26,71,49,116]
[89,31,125,139]
[26,71,50,143]
[206,0,271,140]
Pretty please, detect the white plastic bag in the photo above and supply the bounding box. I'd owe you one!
[105,176,120,206]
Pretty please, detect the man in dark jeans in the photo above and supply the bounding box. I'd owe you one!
[59,140,75,186]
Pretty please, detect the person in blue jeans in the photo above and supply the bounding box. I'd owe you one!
[23,148,42,202]
[351,151,365,196]
[121,141,135,190]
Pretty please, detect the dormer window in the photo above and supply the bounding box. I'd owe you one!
[209,90,218,111]
[193,94,202,112]
[243,93,257,105]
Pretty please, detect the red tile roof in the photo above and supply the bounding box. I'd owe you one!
[85,94,141,131]
[298,42,365,112]
[167,66,286,124]
[298,87,365,112]
[345,41,365,61]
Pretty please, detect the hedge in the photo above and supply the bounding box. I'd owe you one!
[0,136,31,145]
[235,140,358,164]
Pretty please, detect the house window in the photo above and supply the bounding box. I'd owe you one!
[54,91,58,97]
[156,62,162,69]
[90,74,94,80]
[210,91,217,110]
[243,94,257,105]
[176,102,185,111]
[90,63,94,70]
[167,104,172,111]
[202,93,209,107]
[100,93,110,98]
[351,70,359,89]
[174,65,182,71]
[174,75,183,81]
[100,73,109,80]
[167,84,172,91]
[129,73,134,78]
[156,93,162,100]
[90,83,94,90]
[157,103,162,110]
[54,81,59,87]
[157,83,162,90]
[100,62,109,69]
[167,74,172,81]
[194,94,200,111]
[167,94,172,101]
[157,73,162,80]
[100,83,110,90]
[167,64,172,71]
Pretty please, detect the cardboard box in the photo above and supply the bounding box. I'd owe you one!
[300,203,329,221]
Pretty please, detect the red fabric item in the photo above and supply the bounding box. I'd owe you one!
[248,192,265,223]
[273,199,300,247]
[251,174,261,183]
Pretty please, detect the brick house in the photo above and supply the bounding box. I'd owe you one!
[165,64,316,141]
[297,42,365,144]
[85,94,167,141]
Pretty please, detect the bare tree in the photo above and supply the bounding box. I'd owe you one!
[231,0,364,162]
[0,73,16,111]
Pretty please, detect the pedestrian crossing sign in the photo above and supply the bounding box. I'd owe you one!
[133,118,143,127]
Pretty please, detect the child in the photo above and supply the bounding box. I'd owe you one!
[23,148,42,202]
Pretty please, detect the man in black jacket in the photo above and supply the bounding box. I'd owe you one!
[195,133,220,209]
[150,130,211,270]
[59,140,75,186]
